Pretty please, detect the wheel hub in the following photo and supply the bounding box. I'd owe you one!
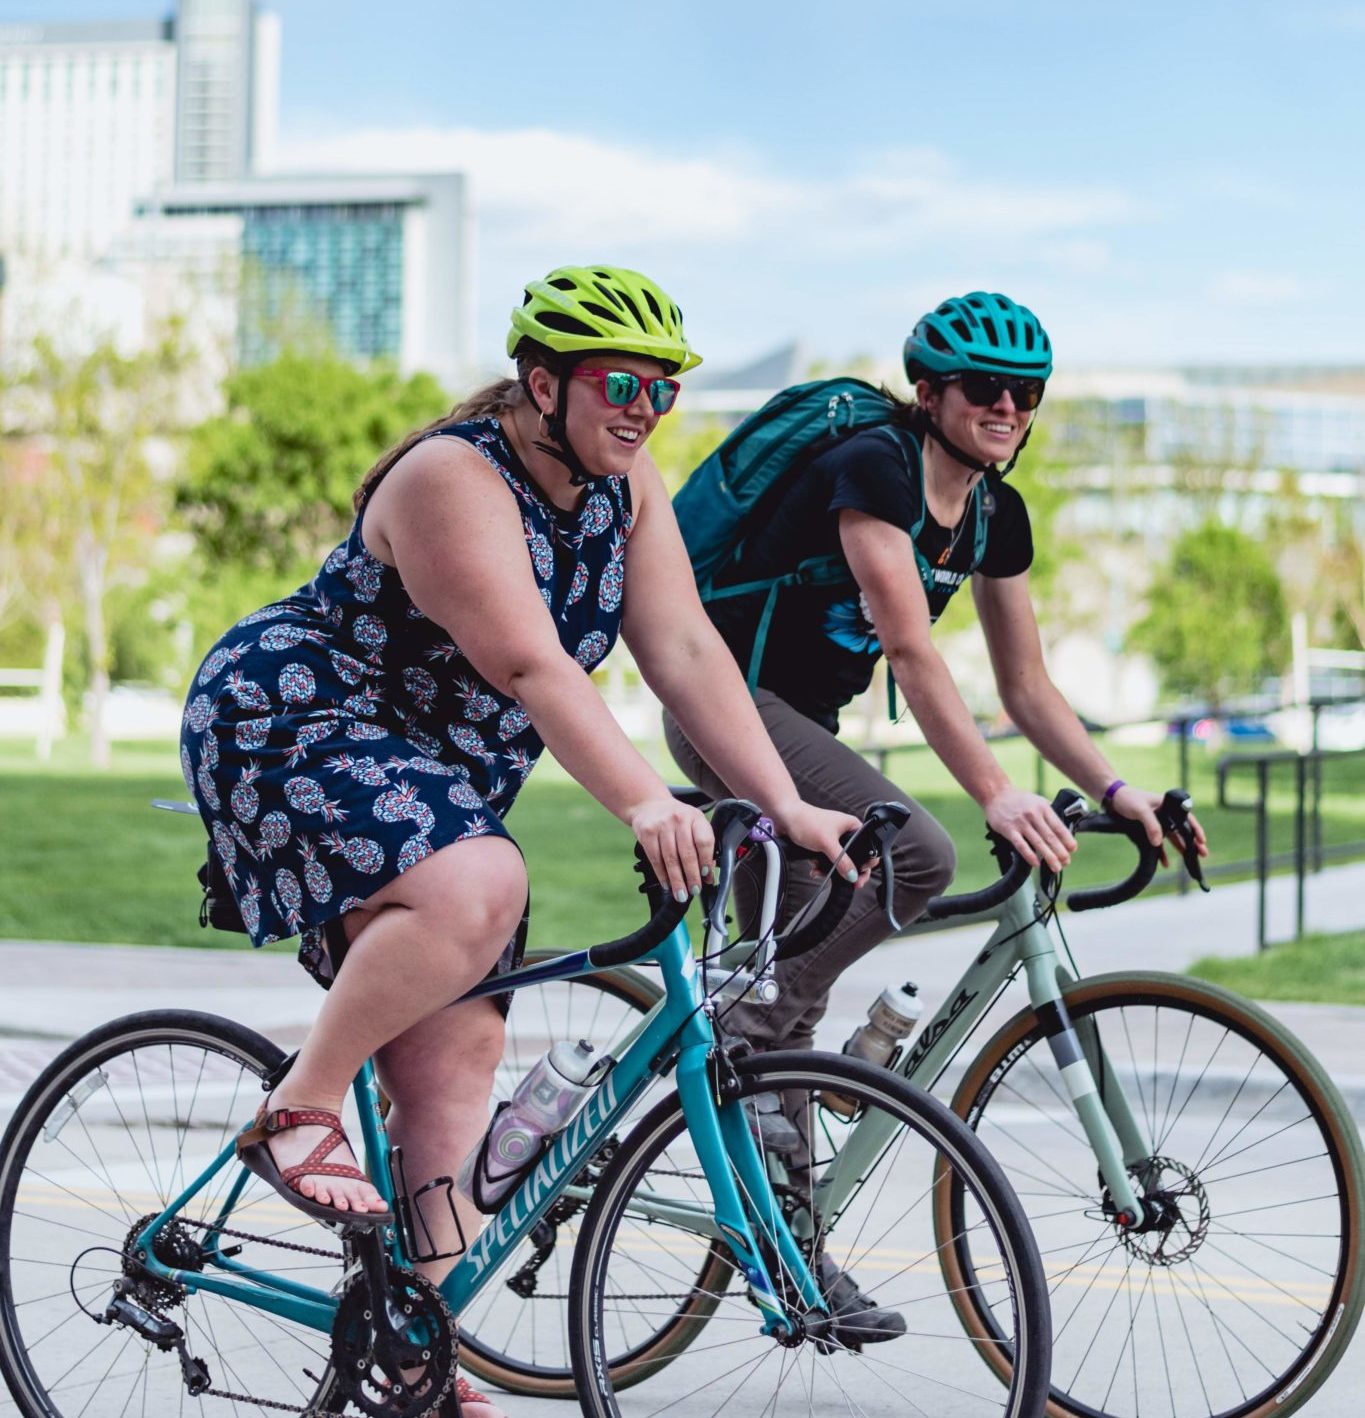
[120,1213,203,1309]
[1110,1156,1211,1265]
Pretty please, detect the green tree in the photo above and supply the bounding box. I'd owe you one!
[13,324,192,765]
[174,352,450,645]
[1128,522,1290,705]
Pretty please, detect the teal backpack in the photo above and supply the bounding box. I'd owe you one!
[673,376,989,718]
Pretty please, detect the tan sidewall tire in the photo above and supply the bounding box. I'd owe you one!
[932,971,1365,1418]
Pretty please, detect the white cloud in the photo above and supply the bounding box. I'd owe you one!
[1209,271,1306,305]
[275,126,1137,257]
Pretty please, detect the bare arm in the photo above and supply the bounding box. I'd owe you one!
[976,572,1208,857]
[840,508,1075,869]
[973,570,1117,798]
[619,452,864,873]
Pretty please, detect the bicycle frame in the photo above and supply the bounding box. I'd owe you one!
[815,880,1150,1225]
[131,923,825,1339]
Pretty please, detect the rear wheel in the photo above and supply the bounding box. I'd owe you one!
[937,972,1365,1418]
[0,1010,350,1417]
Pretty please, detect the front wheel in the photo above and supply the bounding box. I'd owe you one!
[937,971,1365,1418]
[569,1049,1052,1418]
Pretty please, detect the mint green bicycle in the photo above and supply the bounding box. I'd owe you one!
[0,798,1052,1418]
[463,787,1365,1418]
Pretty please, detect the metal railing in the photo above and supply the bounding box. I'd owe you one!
[1217,743,1365,950]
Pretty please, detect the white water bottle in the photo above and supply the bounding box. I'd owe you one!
[457,1039,604,1209]
[822,983,922,1119]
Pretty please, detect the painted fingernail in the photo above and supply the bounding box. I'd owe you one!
[690,884,701,898]
[844,867,859,883]
[674,888,688,904]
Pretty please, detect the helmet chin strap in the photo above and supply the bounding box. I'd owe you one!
[921,412,1033,477]
[525,355,598,487]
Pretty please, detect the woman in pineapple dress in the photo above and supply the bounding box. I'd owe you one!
[182,265,863,1418]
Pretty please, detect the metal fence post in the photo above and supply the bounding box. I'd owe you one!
[1256,758,1269,953]
[1294,755,1307,941]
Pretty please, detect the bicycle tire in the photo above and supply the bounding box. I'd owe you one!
[569,1049,1052,1418]
[0,1009,350,1418]
[457,956,737,1398]
[936,971,1365,1418]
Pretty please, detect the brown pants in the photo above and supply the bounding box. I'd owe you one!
[663,690,956,1053]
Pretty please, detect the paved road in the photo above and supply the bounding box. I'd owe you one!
[1,861,1362,1415]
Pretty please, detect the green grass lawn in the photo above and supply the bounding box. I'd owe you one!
[1189,929,1365,1005]
[0,731,1360,954]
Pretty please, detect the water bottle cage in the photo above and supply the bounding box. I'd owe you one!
[388,1144,468,1263]
[464,1100,556,1217]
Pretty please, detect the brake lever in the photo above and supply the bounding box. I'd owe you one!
[861,801,911,932]
[1158,788,1209,893]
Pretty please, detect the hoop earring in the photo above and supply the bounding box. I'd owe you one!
[538,410,547,439]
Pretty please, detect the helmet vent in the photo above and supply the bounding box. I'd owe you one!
[592,281,625,309]
[548,277,577,292]
[980,316,999,346]
[926,326,950,352]
[581,300,626,326]
[1024,325,1035,350]
[616,290,644,328]
[642,288,664,323]
[535,311,598,337]
[950,318,972,342]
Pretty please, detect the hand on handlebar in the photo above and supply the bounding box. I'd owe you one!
[771,801,869,886]
[628,796,715,904]
[984,788,1078,873]
[1105,784,1209,869]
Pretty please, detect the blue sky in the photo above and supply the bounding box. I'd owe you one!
[13,0,1365,373]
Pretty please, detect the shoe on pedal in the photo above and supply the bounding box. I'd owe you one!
[746,1091,801,1153]
[818,1254,906,1344]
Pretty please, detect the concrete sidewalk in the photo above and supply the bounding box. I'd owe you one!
[3,860,1364,1097]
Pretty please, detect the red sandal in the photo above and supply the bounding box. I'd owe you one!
[235,1100,392,1229]
[439,1373,506,1416]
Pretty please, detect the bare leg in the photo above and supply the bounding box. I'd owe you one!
[376,997,505,1288]
[379,998,511,1418]
[265,836,527,1214]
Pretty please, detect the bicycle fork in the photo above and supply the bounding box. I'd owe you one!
[1018,941,1150,1227]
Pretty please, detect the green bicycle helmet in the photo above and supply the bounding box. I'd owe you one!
[507,264,702,374]
[904,291,1052,381]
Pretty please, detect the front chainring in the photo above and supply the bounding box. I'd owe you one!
[331,1263,456,1417]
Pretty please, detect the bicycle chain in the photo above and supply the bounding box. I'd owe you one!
[127,1217,347,1414]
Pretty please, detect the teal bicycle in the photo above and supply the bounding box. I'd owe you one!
[462,787,1365,1418]
[0,798,1052,1417]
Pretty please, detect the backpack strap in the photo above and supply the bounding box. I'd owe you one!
[870,428,992,722]
[705,555,851,691]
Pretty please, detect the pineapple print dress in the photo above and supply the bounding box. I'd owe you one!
[180,418,633,1000]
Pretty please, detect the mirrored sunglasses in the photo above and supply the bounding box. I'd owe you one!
[571,368,681,415]
[942,371,1046,411]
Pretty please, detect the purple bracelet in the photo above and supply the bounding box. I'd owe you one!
[1101,778,1126,812]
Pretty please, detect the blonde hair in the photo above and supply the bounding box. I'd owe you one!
[351,358,550,513]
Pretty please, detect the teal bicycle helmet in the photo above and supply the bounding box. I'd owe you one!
[904,292,1053,381]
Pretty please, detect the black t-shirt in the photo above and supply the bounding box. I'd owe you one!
[707,425,1033,732]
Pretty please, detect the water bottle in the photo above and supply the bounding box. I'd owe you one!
[457,1039,606,1209]
[821,982,922,1119]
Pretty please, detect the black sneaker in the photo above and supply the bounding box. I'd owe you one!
[818,1254,907,1345]
[746,1091,801,1152]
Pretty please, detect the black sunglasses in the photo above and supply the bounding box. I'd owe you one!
[941,371,1046,411]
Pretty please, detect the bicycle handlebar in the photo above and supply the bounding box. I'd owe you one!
[1062,788,1207,911]
[919,786,1206,920]
[920,790,1087,920]
[587,891,691,969]
[776,801,912,961]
